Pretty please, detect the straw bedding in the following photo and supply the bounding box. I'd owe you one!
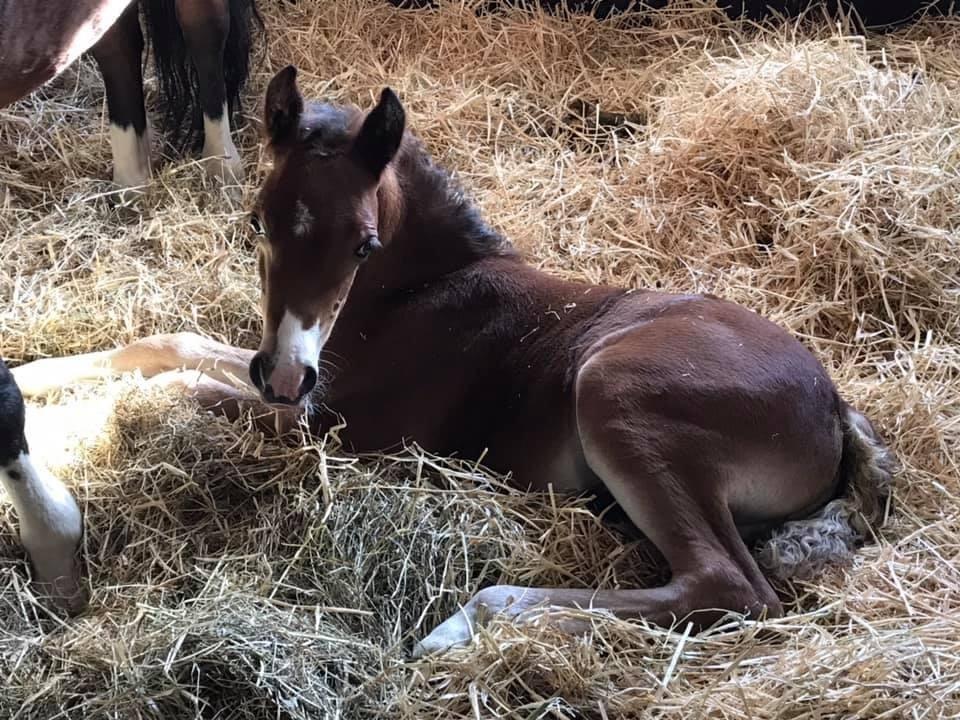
[1,0,958,717]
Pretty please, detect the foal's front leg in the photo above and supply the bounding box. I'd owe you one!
[12,333,299,434]
[12,332,253,398]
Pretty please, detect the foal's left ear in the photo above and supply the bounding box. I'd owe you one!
[352,88,406,178]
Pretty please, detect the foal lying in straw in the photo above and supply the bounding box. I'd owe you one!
[13,66,895,654]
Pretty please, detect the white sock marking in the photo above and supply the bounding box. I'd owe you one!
[109,122,151,188]
[202,102,243,183]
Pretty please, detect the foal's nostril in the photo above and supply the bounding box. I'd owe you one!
[249,351,270,391]
[299,366,318,398]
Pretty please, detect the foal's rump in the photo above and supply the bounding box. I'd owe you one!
[755,401,896,580]
[574,290,894,580]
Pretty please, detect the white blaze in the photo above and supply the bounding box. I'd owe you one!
[293,199,313,237]
[276,309,326,369]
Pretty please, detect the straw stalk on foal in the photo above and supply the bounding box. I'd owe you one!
[13,67,895,653]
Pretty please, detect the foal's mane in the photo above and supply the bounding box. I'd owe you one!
[301,100,513,260]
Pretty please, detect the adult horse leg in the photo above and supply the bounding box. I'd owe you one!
[90,2,152,189]
[1,363,85,614]
[175,0,243,185]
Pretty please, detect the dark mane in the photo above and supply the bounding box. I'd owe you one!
[394,133,514,259]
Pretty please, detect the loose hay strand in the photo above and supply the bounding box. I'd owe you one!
[2,0,960,718]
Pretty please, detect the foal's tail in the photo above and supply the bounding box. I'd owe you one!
[141,0,264,151]
[756,403,897,581]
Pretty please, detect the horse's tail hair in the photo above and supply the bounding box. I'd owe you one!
[140,0,263,152]
[755,402,897,581]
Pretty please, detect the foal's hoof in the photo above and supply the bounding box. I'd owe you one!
[9,360,59,398]
[412,607,478,658]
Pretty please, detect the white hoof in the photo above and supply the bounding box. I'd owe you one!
[203,149,244,185]
[30,545,87,616]
[9,360,60,398]
[413,606,477,658]
[202,104,244,192]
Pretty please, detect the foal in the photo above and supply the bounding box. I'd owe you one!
[0,0,260,188]
[12,67,895,654]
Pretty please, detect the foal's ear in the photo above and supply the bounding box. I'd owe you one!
[352,88,406,177]
[264,65,303,147]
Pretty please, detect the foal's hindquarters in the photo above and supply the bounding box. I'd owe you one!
[412,292,894,656]
[0,361,85,614]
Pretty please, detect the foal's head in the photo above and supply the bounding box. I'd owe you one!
[249,66,405,406]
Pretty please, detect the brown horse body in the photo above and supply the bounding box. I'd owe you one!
[12,68,894,652]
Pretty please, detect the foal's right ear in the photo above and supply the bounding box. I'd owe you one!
[264,65,303,147]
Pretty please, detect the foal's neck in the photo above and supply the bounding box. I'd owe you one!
[377,139,517,290]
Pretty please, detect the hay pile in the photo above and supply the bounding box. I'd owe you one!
[1,0,959,717]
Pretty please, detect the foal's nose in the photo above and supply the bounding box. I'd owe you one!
[249,352,317,405]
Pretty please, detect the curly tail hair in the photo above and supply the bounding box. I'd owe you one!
[755,403,897,581]
[140,0,264,152]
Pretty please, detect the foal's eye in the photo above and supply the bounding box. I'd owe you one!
[249,212,265,235]
[355,236,382,260]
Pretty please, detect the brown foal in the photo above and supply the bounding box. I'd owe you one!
[13,66,895,654]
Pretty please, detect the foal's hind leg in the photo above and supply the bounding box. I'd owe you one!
[90,2,152,189]
[414,355,782,657]
[175,0,243,185]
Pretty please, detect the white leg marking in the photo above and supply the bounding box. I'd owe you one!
[202,102,243,184]
[1,452,86,612]
[413,585,550,658]
[109,122,151,188]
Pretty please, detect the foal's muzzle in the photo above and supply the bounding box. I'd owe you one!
[249,351,318,405]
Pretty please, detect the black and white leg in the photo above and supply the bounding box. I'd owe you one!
[90,2,151,189]
[1,362,85,614]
